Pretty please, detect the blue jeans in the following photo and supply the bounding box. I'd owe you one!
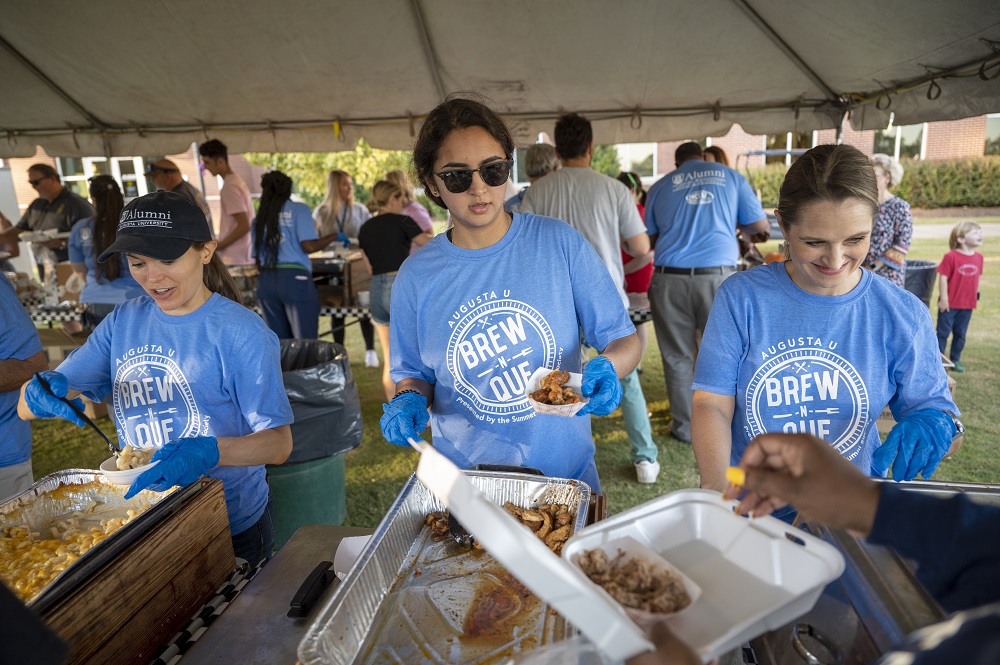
[257,268,320,339]
[369,273,396,326]
[621,368,658,463]
[937,308,974,361]
[231,498,275,567]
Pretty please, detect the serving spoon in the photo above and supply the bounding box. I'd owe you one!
[34,372,120,457]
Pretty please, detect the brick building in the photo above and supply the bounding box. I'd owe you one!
[626,113,1000,180]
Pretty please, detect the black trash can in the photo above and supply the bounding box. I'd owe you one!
[903,259,938,307]
[268,339,363,547]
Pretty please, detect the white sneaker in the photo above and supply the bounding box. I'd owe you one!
[365,349,379,367]
[634,460,660,484]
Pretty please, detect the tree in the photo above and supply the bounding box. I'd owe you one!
[590,144,621,178]
[244,139,422,211]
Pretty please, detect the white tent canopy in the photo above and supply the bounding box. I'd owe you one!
[2,0,999,158]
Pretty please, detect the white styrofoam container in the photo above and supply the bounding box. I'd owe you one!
[562,489,846,663]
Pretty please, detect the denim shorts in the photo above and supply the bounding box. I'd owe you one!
[369,272,396,326]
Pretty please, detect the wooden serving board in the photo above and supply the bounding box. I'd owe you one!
[43,478,235,665]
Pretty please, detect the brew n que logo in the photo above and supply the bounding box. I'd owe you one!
[447,295,556,422]
[113,347,200,449]
[745,346,870,460]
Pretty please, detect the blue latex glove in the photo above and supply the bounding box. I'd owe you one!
[577,356,623,417]
[872,409,956,481]
[124,436,220,499]
[336,232,350,247]
[24,371,86,427]
[380,392,430,446]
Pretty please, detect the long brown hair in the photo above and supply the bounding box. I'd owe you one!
[89,175,124,282]
[195,242,243,305]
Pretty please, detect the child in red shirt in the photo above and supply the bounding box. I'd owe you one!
[937,221,984,372]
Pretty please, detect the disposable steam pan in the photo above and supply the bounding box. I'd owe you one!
[562,489,845,662]
[298,470,591,665]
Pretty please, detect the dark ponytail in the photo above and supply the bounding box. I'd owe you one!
[255,171,292,270]
[89,175,124,282]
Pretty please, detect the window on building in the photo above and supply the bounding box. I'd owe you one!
[617,143,656,177]
[764,131,814,165]
[57,156,150,200]
[872,116,925,160]
[985,115,1000,156]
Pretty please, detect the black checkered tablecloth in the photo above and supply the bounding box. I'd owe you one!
[149,558,263,665]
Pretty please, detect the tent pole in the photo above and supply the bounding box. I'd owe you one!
[836,115,845,145]
[731,0,840,103]
[409,0,448,103]
[0,32,109,133]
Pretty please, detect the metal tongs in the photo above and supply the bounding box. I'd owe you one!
[35,372,120,456]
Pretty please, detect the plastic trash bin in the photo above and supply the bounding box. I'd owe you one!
[903,259,938,307]
[268,339,363,548]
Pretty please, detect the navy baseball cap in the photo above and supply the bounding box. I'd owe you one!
[98,191,212,263]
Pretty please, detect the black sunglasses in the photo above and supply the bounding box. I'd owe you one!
[434,160,514,194]
[28,176,52,186]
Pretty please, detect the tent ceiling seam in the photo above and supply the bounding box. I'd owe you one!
[0,31,110,131]
[410,0,447,103]
[731,0,842,104]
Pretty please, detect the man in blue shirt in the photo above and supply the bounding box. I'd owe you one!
[644,142,769,443]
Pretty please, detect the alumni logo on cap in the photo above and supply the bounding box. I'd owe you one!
[118,207,174,230]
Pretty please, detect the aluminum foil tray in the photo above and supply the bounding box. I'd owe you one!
[1,469,184,611]
[299,471,591,665]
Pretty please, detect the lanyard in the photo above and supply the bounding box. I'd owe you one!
[336,206,349,234]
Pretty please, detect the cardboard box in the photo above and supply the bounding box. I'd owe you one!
[55,261,83,303]
[37,328,84,366]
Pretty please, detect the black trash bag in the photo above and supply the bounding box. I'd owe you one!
[279,339,362,464]
[903,259,939,307]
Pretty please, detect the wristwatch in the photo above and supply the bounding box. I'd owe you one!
[949,413,965,440]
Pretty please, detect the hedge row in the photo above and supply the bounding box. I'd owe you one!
[749,156,1000,210]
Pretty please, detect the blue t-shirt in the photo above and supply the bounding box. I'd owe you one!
[252,200,317,270]
[68,218,145,304]
[1,275,43,467]
[57,294,294,534]
[645,160,766,268]
[692,261,957,476]
[389,213,637,492]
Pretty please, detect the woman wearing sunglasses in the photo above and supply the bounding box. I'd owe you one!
[378,96,641,492]
[357,180,432,401]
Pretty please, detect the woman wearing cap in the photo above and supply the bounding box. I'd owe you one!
[18,191,293,566]
[253,171,343,339]
[68,176,146,329]
[377,96,640,492]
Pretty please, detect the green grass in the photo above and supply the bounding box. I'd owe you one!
[911,216,1000,225]
[28,232,1000,527]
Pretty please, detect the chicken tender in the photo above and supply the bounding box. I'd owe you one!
[530,370,580,406]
